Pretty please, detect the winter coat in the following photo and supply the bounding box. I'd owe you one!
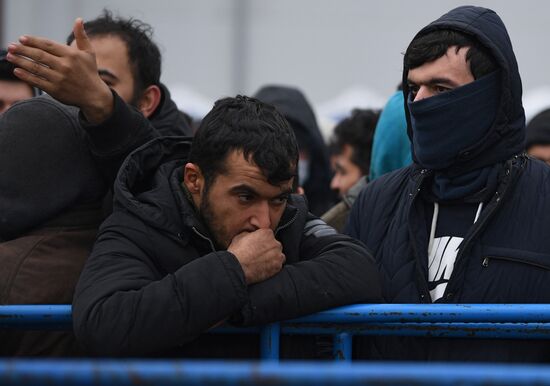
[346,6,550,362]
[0,88,176,356]
[73,136,382,357]
[321,176,367,232]
[149,83,193,137]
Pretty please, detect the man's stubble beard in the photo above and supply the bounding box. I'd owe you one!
[198,184,229,250]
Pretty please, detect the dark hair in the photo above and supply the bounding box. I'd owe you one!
[66,10,161,99]
[189,95,298,187]
[329,109,379,175]
[404,29,497,79]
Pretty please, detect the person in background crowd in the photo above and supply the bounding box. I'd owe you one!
[0,49,40,114]
[525,108,550,165]
[1,15,173,356]
[72,95,382,357]
[254,85,336,216]
[65,10,192,136]
[347,6,550,362]
[321,108,379,232]
[369,89,412,181]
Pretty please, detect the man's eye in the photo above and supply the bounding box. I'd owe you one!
[238,194,254,203]
[435,85,450,93]
[408,84,418,96]
[271,196,288,206]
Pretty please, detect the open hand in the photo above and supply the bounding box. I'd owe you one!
[6,18,113,123]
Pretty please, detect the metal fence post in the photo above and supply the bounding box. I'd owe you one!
[260,323,280,361]
[333,332,352,361]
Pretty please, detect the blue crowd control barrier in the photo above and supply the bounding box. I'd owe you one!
[3,304,550,361]
[3,360,550,386]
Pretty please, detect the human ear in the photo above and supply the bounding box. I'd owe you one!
[183,163,204,196]
[137,84,162,118]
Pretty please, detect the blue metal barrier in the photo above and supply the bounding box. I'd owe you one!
[3,360,550,386]
[3,304,550,361]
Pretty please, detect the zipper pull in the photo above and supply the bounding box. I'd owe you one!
[482,257,489,267]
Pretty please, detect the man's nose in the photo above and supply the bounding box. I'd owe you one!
[330,174,340,191]
[414,86,431,101]
[250,201,271,229]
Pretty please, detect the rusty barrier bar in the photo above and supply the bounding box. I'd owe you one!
[4,304,550,361]
[3,360,550,386]
[5,304,550,328]
[289,303,550,323]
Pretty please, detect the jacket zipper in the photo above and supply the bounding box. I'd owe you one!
[481,255,550,270]
[446,159,522,298]
[192,226,216,252]
[274,210,299,237]
[407,169,431,302]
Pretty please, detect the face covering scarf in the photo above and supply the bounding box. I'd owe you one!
[408,71,501,200]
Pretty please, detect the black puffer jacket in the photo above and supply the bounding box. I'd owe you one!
[347,6,550,362]
[149,83,192,137]
[73,136,381,357]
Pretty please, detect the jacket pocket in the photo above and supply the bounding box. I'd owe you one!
[481,245,550,270]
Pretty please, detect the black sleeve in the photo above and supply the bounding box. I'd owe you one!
[234,213,382,326]
[72,212,249,356]
[79,90,161,187]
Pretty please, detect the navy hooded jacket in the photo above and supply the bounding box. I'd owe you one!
[347,6,550,362]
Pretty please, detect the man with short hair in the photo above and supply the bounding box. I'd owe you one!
[347,6,550,361]
[72,95,381,357]
[322,109,379,231]
[65,11,191,136]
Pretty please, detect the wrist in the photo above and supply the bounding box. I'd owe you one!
[81,84,114,124]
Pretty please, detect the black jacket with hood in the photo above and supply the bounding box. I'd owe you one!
[149,83,192,137]
[254,86,336,216]
[72,135,381,357]
[346,6,550,362]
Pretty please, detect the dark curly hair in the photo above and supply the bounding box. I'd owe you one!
[190,95,298,187]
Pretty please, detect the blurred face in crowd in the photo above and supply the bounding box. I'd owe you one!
[330,144,363,197]
[407,46,474,102]
[185,150,293,248]
[0,80,34,114]
[528,145,550,166]
[71,35,137,107]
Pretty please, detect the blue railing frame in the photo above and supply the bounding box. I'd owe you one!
[3,304,550,361]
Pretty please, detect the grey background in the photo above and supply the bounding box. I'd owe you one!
[2,1,549,124]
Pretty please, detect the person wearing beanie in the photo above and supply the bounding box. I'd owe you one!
[1,18,167,356]
[526,108,550,165]
[347,6,550,362]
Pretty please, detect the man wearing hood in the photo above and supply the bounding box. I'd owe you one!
[254,85,336,216]
[347,6,550,361]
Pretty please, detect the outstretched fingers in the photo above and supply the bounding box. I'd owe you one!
[17,35,69,57]
[7,42,59,71]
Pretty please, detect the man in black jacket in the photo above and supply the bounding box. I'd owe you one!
[347,6,550,362]
[71,95,381,357]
